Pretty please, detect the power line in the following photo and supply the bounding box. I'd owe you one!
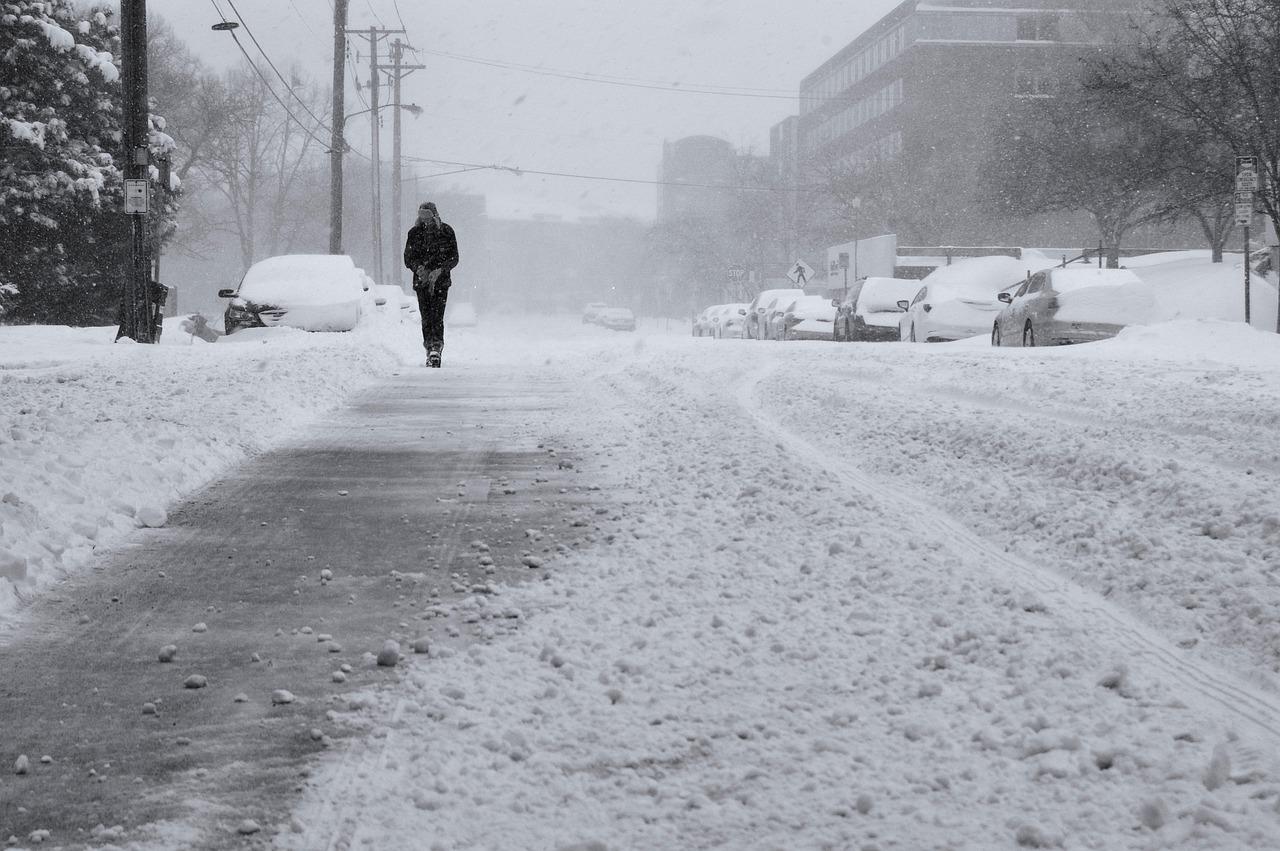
[207,0,369,160]
[223,0,333,133]
[403,155,823,193]
[416,47,803,100]
[364,0,385,27]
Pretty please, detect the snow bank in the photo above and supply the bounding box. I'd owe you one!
[0,318,421,627]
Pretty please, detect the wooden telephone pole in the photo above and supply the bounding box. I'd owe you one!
[328,0,348,254]
[345,25,404,285]
[385,39,423,289]
[116,0,156,342]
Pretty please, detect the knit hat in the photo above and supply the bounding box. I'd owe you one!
[418,201,437,213]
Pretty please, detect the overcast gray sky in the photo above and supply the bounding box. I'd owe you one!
[147,0,902,221]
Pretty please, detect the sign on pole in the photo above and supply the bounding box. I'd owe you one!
[727,266,747,284]
[124,179,149,214]
[787,259,814,286]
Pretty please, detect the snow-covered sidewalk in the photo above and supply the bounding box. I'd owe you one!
[0,318,419,626]
[277,320,1280,850]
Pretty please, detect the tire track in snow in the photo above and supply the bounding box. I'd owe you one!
[737,363,1280,747]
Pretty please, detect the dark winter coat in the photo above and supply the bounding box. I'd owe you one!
[403,221,460,291]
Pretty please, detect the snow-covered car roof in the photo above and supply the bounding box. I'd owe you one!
[1049,268,1144,292]
[238,255,363,306]
[856,278,921,314]
[600,307,633,318]
[921,256,1035,301]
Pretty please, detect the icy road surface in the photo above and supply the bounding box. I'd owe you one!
[275,319,1280,850]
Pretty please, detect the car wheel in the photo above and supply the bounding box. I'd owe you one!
[1023,321,1035,347]
[991,323,1000,347]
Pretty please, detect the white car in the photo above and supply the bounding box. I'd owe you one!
[845,277,920,342]
[372,284,414,322]
[582,302,608,324]
[745,288,805,340]
[775,295,837,340]
[715,303,749,338]
[992,268,1156,346]
[898,256,1034,343]
[220,254,368,334]
[693,305,721,337]
[598,307,636,331]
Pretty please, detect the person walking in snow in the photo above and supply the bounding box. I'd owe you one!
[403,201,460,368]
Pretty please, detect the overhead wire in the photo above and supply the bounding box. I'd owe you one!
[208,0,371,161]
[402,155,824,193]
[414,47,803,100]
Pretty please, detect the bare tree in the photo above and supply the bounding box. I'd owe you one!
[195,62,331,269]
[1111,0,1280,246]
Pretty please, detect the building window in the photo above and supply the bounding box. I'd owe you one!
[1016,14,1060,42]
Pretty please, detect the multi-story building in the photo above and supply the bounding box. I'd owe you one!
[791,0,1137,245]
[656,136,738,225]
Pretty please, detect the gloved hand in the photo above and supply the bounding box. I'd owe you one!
[427,268,442,285]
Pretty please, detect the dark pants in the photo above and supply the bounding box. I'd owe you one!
[415,284,449,353]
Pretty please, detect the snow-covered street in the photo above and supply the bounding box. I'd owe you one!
[270,318,1280,850]
[4,314,1280,848]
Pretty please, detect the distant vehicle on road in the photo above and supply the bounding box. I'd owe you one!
[219,254,369,334]
[837,277,919,342]
[992,268,1155,347]
[598,307,636,331]
[897,256,1029,343]
[744,288,805,340]
[775,295,837,341]
[582,302,608,324]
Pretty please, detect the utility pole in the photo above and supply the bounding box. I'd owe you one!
[117,0,155,343]
[368,27,383,285]
[386,39,423,289]
[329,0,348,254]
[345,26,404,286]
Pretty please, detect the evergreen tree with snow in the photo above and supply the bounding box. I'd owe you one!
[0,0,179,324]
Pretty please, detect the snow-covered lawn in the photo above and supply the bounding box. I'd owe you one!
[276,316,1280,850]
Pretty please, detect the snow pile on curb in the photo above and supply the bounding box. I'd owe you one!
[0,318,417,625]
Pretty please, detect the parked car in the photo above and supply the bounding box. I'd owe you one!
[447,301,478,327]
[761,292,806,340]
[744,288,805,340]
[842,277,920,342]
[598,307,636,331]
[832,279,866,342]
[897,256,1032,343]
[693,305,722,337]
[582,302,608,324]
[716,303,749,338]
[775,295,837,340]
[371,284,415,322]
[219,254,369,334]
[992,268,1155,347]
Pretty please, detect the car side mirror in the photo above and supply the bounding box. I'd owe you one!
[831,299,840,307]
[998,292,1013,304]
[896,300,910,311]
[218,288,236,298]
[738,308,746,315]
